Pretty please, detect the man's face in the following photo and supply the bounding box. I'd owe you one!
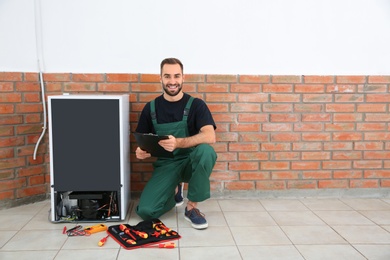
[161,64,183,97]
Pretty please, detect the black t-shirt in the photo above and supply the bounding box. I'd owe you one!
[136,93,216,136]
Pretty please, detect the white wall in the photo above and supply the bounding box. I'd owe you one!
[0,0,389,75]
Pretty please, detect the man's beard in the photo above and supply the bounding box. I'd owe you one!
[162,83,182,97]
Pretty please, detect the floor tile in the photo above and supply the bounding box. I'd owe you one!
[0,230,17,248]
[314,210,374,225]
[382,198,390,204]
[359,210,390,225]
[301,199,352,210]
[382,225,390,232]
[223,211,277,226]
[2,230,68,250]
[218,199,264,211]
[296,245,366,260]
[0,215,34,230]
[180,246,241,260]
[354,244,390,260]
[332,225,390,244]
[56,249,119,260]
[260,199,309,211]
[0,201,48,216]
[280,225,347,244]
[195,199,222,212]
[21,213,65,231]
[269,211,326,226]
[117,247,179,260]
[37,202,52,216]
[0,251,58,260]
[62,233,120,249]
[340,199,390,210]
[230,226,291,245]
[178,226,235,247]
[238,245,304,260]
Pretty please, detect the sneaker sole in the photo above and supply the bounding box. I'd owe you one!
[175,200,184,207]
[184,216,208,229]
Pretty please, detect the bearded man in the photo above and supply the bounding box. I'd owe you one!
[135,58,217,229]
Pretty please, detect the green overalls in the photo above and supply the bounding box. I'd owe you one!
[136,97,217,220]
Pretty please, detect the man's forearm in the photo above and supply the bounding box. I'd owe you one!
[176,125,215,149]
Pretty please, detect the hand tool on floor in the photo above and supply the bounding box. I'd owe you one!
[146,242,176,249]
[98,235,109,247]
[66,225,90,236]
[84,224,108,235]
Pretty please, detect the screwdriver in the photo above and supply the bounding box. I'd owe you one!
[121,237,136,245]
[131,229,148,239]
[98,235,109,247]
[119,224,137,240]
[158,243,176,248]
[147,242,176,249]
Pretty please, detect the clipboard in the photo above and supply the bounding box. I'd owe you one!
[133,132,174,158]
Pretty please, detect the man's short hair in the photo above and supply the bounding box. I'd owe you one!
[160,58,183,75]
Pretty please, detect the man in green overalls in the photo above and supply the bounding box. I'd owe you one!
[135,58,217,229]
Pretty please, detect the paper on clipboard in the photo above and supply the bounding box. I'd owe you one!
[133,132,174,158]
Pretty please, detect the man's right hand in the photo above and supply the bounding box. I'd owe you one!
[136,147,151,160]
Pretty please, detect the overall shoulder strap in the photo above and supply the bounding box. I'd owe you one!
[183,96,194,121]
[150,100,157,125]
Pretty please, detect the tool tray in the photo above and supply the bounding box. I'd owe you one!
[107,218,180,249]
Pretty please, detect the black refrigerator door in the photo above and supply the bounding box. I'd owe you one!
[50,99,121,191]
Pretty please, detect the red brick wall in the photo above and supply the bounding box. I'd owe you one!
[1,72,390,206]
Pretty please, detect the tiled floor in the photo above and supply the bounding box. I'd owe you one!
[1,198,390,259]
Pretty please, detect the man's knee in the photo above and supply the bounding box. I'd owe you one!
[136,204,154,220]
[137,198,175,220]
[196,144,217,160]
[192,144,217,173]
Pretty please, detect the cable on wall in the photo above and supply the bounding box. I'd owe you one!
[33,62,47,160]
[33,0,47,160]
